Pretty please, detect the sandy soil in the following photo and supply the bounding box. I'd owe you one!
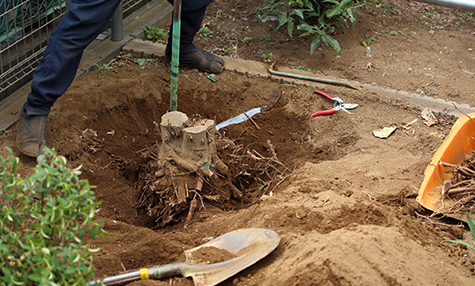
[1,0,475,285]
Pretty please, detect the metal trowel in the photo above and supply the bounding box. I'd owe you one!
[215,89,282,131]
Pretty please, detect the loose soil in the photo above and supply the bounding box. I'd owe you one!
[1,0,475,285]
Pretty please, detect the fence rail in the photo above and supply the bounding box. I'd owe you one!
[0,0,149,101]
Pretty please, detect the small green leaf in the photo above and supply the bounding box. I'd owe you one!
[310,34,322,54]
[278,13,287,27]
[294,9,304,19]
[27,274,43,282]
[445,238,475,251]
[89,226,99,238]
[1,267,11,279]
[287,20,294,37]
[467,215,475,241]
[318,17,325,28]
[322,34,341,54]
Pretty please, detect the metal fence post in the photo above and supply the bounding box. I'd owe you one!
[111,0,123,41]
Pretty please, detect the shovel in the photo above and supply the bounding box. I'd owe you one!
[87,228,280,286]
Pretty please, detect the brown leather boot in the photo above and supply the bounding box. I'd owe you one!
[16,109,48,158]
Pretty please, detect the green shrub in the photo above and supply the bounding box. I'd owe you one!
[0,147,110,285]
[257,0,372,54]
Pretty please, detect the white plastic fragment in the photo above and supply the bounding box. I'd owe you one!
[373,127,397,139]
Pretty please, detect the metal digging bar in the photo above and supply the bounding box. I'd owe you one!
[410,0,475,12]
[170,0,182,112]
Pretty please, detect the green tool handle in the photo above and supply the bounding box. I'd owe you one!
[86,263,191,286]
[170,0,182,111]
[268,64,360,90]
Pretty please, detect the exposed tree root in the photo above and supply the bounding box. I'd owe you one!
[133,112,288,228]
[434,150,475,216]
[134,138,288,228]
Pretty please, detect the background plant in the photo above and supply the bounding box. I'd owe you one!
[142,24,167,43]
[222,45,234,55]
[0,147,110,285]
[257,0,373,54]
[135,58,155,69]
[197,27,214,40]
[94,63,113,79]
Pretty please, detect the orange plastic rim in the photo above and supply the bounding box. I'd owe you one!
[417,113,475,211]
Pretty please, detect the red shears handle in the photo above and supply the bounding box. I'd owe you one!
[314,90,334,100]
[312,90,337,117]
[312,109,337,117]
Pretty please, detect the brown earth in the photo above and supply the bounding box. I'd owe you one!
[1,0,475,285]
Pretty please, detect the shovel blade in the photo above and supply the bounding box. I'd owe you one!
[185,228,280,286]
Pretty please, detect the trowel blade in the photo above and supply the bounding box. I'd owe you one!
[215,107,262,131]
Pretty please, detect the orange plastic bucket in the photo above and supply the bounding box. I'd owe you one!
[417,113,475,212]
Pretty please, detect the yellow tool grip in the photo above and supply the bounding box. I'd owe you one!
[139,268,149,280]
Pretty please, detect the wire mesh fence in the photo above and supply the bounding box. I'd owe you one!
[1,0,67,101]
[0,0,152,102]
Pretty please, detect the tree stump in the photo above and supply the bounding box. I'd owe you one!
[159,111,217,175]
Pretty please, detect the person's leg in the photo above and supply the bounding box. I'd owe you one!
[17,0,121,157]
[166,0,224,74]
[24,0,121,115]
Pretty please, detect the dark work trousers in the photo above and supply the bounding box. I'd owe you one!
[24,0,213,116]
[165,0,213,55]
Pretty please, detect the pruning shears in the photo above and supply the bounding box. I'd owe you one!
[311,90,358,117]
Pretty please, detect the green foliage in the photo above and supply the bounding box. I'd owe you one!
[361,36,375,47]
[260,34,272,41]
[425,12,434,19]
[376,2,399,14]
[197,27,214,40]
[258,182,267,191]
[222,45,234,55]
[241,37,252,43]
[143,24,167,43]
[0,147,111,285]
[94,63,113,79]
[257,0,372,54]
[135,58,154,69]
[219,27,229,35]
[464,11,474,20]
[296,63,312,72]
[445,215,475,251]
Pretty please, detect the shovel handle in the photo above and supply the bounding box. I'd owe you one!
[87,263,188,286]
[312,109,336,117]
[148,263,189,279]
